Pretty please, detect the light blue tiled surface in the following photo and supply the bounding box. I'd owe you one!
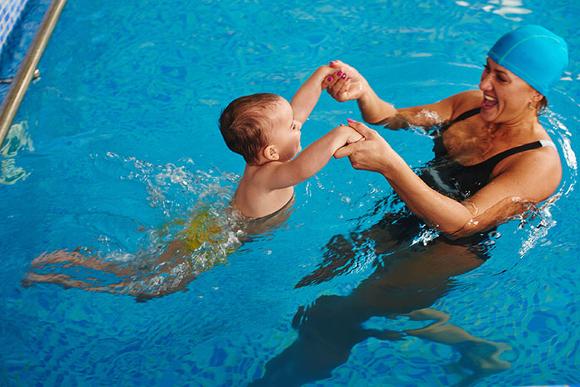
[0,0,29,51]
[0,0,50,101]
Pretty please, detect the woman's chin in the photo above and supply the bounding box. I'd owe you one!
[480,105,499,122]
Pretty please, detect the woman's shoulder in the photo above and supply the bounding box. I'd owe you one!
[448,90,483,119]
[493,138,562,201]
[430,90,482,122]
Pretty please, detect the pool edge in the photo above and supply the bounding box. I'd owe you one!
[0,0,67,148]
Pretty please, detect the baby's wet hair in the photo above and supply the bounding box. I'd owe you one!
[219,93,282,164]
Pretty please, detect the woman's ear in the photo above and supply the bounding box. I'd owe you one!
[263,145,280,161]
[531,90,543,103]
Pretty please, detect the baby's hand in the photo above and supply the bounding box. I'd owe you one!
[335,124,364,147]
[346,128,364,144]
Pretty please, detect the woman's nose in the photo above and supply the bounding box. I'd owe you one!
[479,72,492,91]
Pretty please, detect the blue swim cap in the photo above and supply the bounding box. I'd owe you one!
[488,25,568,96]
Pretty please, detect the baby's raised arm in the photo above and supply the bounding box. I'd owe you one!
[261,125,362,190]
[290,66,334,126]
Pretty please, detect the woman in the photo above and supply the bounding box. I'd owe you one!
[252,26,569,385]
[324,25,569,238]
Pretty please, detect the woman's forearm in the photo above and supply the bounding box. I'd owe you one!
[357,84,398,125]
[381,152,474,235]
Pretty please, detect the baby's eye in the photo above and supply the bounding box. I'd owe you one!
[483,64,490,72]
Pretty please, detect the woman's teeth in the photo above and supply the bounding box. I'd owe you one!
[483,95,497,108]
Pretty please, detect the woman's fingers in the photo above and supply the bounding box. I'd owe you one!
[321,73,337,89]
[327,71,356,101]
[328,70,347,92]
[336,79,352,101]
[329,60,342,68]
[325,61,366,101]
[329,59,348,70]
[330,60,360,81]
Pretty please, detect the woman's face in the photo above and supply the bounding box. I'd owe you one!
[479,57,540,123]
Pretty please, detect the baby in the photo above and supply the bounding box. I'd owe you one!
[219,66,362,219]
[23,67,360,300]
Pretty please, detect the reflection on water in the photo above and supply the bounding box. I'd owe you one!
[251,179,515,386]
[0,121,33,185]
[455,0,532,22]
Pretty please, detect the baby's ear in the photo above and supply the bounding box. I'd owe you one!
[263,145,280,161]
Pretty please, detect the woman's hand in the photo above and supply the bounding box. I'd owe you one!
[334,119,395,174]
[322,60,369,102]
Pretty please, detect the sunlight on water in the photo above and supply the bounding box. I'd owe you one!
[455,0,533,22]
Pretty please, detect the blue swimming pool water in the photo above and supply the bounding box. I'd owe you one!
[1,0,579,385]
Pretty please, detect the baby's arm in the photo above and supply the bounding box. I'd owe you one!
[290,66,334,126]
[262,125,363,190]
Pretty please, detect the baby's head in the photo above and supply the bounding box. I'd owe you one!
[219,93,301,165]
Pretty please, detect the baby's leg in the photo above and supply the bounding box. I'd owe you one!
[22,272,133,295]
[31,249,133,276]
[22,272,95,289]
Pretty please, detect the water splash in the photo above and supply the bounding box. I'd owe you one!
[104,151,238,218]
[517,203,557,257]
[416,109,444,125]
[25,152,252,299]
[411,225,440,246]
[515,109,577,258]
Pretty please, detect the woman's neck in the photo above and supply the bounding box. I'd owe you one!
[488,110,540,142]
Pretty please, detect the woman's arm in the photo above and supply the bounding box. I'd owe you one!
[336,120,561,238]
[323,60,480,129]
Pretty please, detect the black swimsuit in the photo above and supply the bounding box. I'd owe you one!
[422,107,550,201]
[390,107,554,254]
[297,108,555,284]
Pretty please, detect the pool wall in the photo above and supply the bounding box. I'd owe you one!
[0,0,29,52]
[0,0,65,149]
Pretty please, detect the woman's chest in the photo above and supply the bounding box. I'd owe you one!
[441,120,495,165]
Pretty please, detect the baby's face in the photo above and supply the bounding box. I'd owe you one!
[267,98,301,161]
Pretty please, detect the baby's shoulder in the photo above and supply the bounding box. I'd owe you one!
[242,162,286,187]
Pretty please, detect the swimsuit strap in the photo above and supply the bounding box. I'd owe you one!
[472,140,545,170]
[440,107,481,132]
[451,107,481,124]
